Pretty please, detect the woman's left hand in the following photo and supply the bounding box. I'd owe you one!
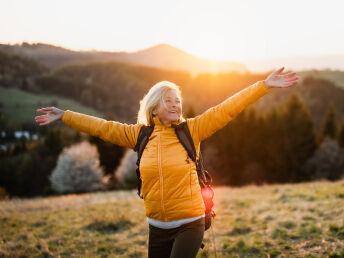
[264,67,299,89]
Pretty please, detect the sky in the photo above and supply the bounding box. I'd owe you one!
[1,0,344,62]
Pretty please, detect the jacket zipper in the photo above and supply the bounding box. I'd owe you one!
[190,162,193,200]
[187,157,192,200]
[157,132,166,220]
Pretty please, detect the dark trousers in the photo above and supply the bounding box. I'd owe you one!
[148,217,205,258]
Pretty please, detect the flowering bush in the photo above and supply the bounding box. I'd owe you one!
[50,141,107,193]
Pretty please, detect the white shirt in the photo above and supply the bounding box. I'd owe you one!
[147,214,205,229]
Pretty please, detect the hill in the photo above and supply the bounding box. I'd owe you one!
[2,48,344,132]
[0,179,343,257]
[251,75,344,131]
[0,50,47,89]
[19,60,344,131]
[0,42,247,76]
[0,88,102,126]
[297,70,344,89]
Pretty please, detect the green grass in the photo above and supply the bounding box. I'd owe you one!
[1,179,344,257]
[0,88,102,125]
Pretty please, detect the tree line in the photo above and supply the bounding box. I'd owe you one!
[1,90,344,198]
[205,93,344,186]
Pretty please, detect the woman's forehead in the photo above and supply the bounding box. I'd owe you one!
[163,89,181,99]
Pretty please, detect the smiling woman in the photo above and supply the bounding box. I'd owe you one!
[34,67,298,257]
[137,81,185,127]
[152,88,182,126]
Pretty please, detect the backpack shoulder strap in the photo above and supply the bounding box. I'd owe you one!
[172,121,212,187]
[134,125,154,163]
[134,125,154,198]
[172,121,197,162]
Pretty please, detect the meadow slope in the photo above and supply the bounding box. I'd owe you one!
[1,179,344,257]
[0,88,102,125]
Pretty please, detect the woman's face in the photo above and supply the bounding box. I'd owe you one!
[153,89,182,126]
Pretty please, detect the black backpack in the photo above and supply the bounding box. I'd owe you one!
[133,121,216,234]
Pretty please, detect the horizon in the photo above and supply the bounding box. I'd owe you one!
[2,40,344,62]
[1,0,344,64]
[3,40,344,72]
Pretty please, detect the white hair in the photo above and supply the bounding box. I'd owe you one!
[137,81,185,125]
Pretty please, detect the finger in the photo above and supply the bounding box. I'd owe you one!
[284,72,296,78]
[275,67,285,75]
[35,115,48,119]
[37,107,52,111]
[39,121,50,126]
[270,67,285,78]
[36,110,51,114]
[286,77,299,83]
[36,119,48,123]
[36,107,53,112]
[35,117,48,122]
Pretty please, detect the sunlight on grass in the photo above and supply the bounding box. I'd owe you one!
[1,180,344,257]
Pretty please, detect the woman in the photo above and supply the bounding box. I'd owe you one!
[35,67,298,257]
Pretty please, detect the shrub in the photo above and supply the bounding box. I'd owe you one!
[303,137,344,181]
[50,141,106,193]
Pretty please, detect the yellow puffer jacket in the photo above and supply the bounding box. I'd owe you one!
[62,80,270,221]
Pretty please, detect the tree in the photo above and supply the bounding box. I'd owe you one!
[44,128,63,155]
[114,149,138,189]
[0,128,83,197]
[88,135,124,175]
[50,141,107,193]
[207,107,266,186]
[261,94,317,183]
[337,118,344,148]
[259,107,287,183]
[279,94,318,181]
[319,103,337,142]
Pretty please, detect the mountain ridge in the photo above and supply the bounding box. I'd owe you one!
[0,42,246,76]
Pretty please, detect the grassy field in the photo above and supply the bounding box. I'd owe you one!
[1,179,344,257]
[0,88,102,125]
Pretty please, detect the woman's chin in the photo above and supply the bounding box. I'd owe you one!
[168,114,180,122]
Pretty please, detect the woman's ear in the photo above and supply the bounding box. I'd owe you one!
[152,105,158,116]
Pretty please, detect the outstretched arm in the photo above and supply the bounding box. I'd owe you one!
[187,67,299,143]
[35,107,142,149]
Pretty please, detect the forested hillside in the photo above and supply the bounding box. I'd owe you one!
[1,49,344,197]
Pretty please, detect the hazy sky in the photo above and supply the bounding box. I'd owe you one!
[1,0,344,62]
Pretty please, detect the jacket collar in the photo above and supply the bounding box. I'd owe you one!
[152,116,184,128]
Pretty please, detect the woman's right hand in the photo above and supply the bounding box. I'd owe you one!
[35,107,65,126]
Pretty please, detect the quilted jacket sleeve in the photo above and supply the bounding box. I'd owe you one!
[187,80,270,142]
[62,110,143,149]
